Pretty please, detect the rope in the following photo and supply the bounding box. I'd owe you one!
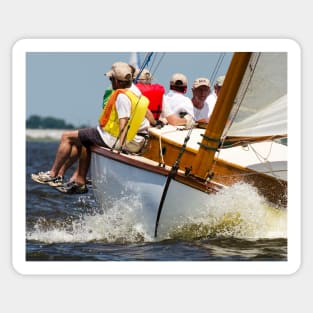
[158,133,165,166]
[248,142,285,181]
[156,126,183,166]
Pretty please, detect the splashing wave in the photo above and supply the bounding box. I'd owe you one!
[27,183,287,243]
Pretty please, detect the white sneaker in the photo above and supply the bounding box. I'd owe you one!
[31,171,63,185]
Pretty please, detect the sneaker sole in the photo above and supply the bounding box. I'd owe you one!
[55,186,88,195]
[48,181,64,187]
[31,174,53,185]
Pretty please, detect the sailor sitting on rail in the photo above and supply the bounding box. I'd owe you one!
[31,61,157,194]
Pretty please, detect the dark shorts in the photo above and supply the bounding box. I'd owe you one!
[78,127,109,148]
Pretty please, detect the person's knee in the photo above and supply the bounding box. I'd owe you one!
[61,131,71,142]
[61,130,79,144]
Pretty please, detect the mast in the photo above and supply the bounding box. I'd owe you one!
[191,52,252,179]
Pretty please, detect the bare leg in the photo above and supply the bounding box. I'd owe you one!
[57,144,81,177]
[49,130,81,177]
[69,167,79,183]
[70,146,91,186]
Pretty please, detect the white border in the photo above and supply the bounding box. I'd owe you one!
[12,38,301,275]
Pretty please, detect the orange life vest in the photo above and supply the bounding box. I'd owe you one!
[136,83,165,119]
[98,89,149,141]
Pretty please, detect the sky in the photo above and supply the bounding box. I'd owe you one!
[26,51,232,126]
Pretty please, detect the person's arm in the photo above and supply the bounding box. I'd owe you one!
[161,95,194,126]
[196,117,209,124]
[166,114,188,126]
[144,108,165,128]
[118,117,129,147]
[145,109,157,126]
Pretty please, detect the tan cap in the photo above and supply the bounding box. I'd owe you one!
[105,62,132,81]
[170,73,188,87]
[192,77,211,89]
[215,75,225,87]
[134,68,153,82]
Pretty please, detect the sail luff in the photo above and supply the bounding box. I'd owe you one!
[191,52,252,179]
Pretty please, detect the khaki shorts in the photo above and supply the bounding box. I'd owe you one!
[125,136,146,153]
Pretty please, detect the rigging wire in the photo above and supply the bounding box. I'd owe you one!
[206,53,278,183]
[221,53,260,141]
[209,53,226,84]
[134,52,154,83]
[149,53,166,80]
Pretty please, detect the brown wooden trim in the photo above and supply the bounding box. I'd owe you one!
[174,173,222,194]
[90,145,223,195]
[143,135,287,207]
[91,142,287,207]
[91,145,169,176]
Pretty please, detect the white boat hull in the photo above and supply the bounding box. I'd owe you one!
[90,144,288,240]
[90,148,220,238]
[91,151,166,232]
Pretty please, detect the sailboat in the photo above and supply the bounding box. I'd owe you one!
[90,52,287,238]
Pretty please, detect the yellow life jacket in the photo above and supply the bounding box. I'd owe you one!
[98,89,149,141]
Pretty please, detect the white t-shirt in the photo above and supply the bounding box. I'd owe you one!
[161,90,194,118]
[192,103,210,121]
[205,92,217,118]
[97,84,149,148]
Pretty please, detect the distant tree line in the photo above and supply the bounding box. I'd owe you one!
[26,115,89,129]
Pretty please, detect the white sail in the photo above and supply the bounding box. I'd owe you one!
[226,53,287,137]
[228,94,287,136]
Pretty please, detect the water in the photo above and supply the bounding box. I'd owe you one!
[26,141,287,261]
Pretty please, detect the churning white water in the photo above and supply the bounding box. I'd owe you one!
[27,182,286,244]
